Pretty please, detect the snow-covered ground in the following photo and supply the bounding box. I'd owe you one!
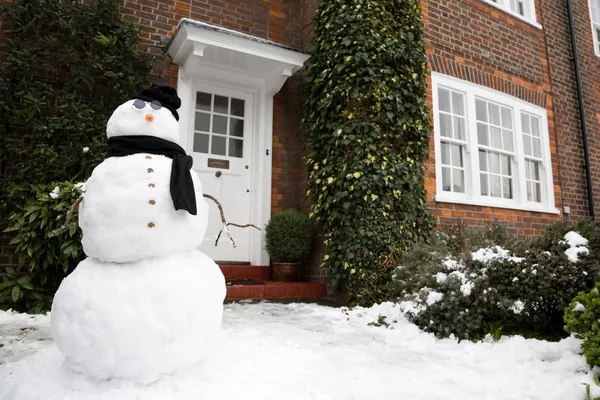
[0,302,595,400]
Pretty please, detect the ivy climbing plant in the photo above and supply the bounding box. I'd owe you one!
[302,0,435,304]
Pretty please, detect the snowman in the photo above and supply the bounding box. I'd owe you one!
[50,84,226,384]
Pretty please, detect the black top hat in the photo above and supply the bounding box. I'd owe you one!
[131,83,181,121]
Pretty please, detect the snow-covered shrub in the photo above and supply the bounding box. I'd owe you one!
[1,182,86,313]
[394,219,600,340]
[565,283,600,368]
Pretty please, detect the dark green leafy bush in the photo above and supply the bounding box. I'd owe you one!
[302,0,434,305]
[565,283,600,368]
[0,0,154,312]
[265,209,313,263]
[394,219,600,340]
[1,182,85,313]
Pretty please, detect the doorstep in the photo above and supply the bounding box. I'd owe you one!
[218,264,328,301]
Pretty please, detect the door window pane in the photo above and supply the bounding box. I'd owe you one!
[212,115,227,135]
[230,118,244,137]
[229,139,243,158]
[193,133,209,154]
[231,98,245,117]
[214,95,229,114]
[196,92,211,111]
[194,112,210,132]
[211,136,226,156]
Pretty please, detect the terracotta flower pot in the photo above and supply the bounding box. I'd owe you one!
[272,262,300,282]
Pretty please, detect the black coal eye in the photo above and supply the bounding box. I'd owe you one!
[133,99,146,109]
[150,100,162,110]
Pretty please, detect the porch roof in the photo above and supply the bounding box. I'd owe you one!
[166,19,310,94]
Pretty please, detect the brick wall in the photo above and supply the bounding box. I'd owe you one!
[542,0,600,219]
[422,0,566,236]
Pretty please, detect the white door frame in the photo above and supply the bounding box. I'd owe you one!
[177,67,272,266]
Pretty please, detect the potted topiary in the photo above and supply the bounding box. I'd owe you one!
[264,209,313,282]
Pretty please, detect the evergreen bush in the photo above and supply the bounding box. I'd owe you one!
[265,209,313,263]
[394,219,600,340]
[302,0,434,305]
[0,0,154,312]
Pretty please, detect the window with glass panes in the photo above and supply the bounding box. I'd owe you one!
[432,73,555,213]
[437,87,467,193]
[475,98,515,199]
[193,92,245,158]
[521,112,543,203]
[481,0,536,22]
[590,0,600,55]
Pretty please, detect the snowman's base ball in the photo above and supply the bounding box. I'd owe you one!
[50,250,226,384]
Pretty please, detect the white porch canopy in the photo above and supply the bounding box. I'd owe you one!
[167,19,309,95]
[165,20,309,266]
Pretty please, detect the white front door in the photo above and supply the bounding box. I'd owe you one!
[187,83,254,262]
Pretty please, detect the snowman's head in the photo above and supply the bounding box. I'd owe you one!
[107,84,182,144]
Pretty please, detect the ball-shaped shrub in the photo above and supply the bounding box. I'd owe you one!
[265,209,313,263]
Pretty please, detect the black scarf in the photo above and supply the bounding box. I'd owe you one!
[107,135,197,215]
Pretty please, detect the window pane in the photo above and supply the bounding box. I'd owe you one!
[211,136,226,156]
[476,99,487,122]
[479,150,487,172]
[489,153,500,174]
[230,118,244,138]
[231,98,245,117]
[452,92,465,116]
[532,161,541,180]
[501,155,511,175]
[527,181,533,202]
[194,112,210,132]
[490,175,502,197]
[490,126,502,149]
[523,135,532,156]
[453,116,466,140]
[440,113,452,137]
[532,138,542,158]
[214,95,229,114]
[229,139,243,158]
[477,123,489,146]
[502,130,514,151]
[451,144,463,167]
[501,107,512,129]
[441,142,450,165]
[453,169,465,193]
[480,173,489,196]
[438,88,451,112]
[489,103,501,126]
[196,92,211,111]
[521,114,530,134]
[212,115,227,135]
[502,178,513,199]
[530,116,541,137]
[525,160,532,179]
[193,133,209,154]
[534,182,542,203]
[442,167,452,191]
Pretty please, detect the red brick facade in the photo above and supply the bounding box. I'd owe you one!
[3,0,600,279]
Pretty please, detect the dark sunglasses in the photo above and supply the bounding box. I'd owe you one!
[133,99,162,110]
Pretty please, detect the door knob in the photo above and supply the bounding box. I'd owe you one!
[215,171,222,178]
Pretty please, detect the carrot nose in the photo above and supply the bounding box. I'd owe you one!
[145,114,154,122]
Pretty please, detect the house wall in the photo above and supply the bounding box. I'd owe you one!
[121,0,307,215]
[422,0,565,236]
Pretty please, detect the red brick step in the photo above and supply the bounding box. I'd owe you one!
[219,264,270,281]
[226,281,327,301]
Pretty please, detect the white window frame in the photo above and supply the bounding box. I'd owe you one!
[481,0,542,29]
[432,73,559,214]
[589,0,600,56]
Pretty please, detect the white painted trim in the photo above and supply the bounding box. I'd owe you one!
[480,0,542,29]
[588,0,600,57]
[431,72,559,215]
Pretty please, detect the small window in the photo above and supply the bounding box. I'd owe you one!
[193,92,245,158]
[482,0,537,24]
[589,0,600,56]
[433,73,556,213]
